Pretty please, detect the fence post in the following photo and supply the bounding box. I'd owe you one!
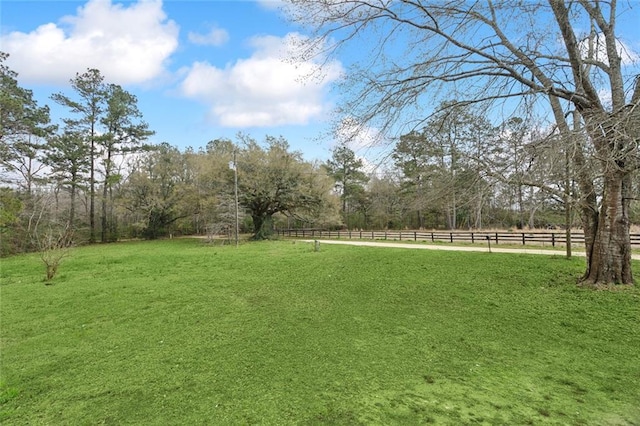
[431,232,434,242]
[522,233,525,245]
[495,232,499,244]
[302,229,306,238]
[450,232,453,243]
[414,231,417,241]
[552,233,555,247]
[471,232,474,243]
[384,231,387,240]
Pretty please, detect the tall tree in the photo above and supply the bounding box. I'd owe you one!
[285,0,640,285]
[394,102,496,229]
[0,52,55,193]
[120,143,196,239]
[183,139,237,236]
[367,174,405,229]
[100,84,154,242]
[324,145,369,228]
[0,187,23,256]
[51,69,107,243]
[44,130,90,230]
[237,135,338,239]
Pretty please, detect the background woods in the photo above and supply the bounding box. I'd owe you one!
[2,53,638,251]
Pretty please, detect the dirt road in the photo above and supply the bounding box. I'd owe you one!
[301,239,640,260]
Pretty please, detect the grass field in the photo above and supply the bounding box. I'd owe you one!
[1,239,639,425]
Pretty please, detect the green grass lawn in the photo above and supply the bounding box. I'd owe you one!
[1,239,639,425]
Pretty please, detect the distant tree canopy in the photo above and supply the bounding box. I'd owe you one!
[3,29,640,288]
[237,135,340,239]
[324,145,369,227]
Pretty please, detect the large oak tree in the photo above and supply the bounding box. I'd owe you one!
[284,0,640,285]
[236,135,339,239]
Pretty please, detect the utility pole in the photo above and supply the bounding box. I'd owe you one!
[233,150,239,248]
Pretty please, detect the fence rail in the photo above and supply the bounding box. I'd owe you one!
[277,229,640,248]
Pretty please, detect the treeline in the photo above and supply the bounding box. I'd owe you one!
[0,54,341,256]
[3,54,640,256]
[327,103,640,232]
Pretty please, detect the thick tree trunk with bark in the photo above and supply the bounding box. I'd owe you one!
[582,171,633,285]
[251,213,274,240]
[579,102,637,285]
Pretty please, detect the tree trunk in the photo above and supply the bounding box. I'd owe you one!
[577,95,636,286]
[582,171,633,285]
[252,213,273,240]
[474,193,483,229]
[546,94,628,285]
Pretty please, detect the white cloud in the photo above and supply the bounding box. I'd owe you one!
[179,32,343,127]
[188,26,229,46]
[1,0,179,85]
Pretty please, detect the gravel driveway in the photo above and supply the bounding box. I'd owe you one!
[301,239,640,260]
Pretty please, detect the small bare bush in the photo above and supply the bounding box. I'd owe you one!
[36,225,73,283]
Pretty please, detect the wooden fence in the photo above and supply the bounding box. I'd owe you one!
[277,229,640,248]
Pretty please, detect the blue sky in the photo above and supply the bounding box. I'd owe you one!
[1,0,344,161]
[2,0,639,165]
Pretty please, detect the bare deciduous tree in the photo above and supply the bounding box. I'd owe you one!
[284,0,639,285]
